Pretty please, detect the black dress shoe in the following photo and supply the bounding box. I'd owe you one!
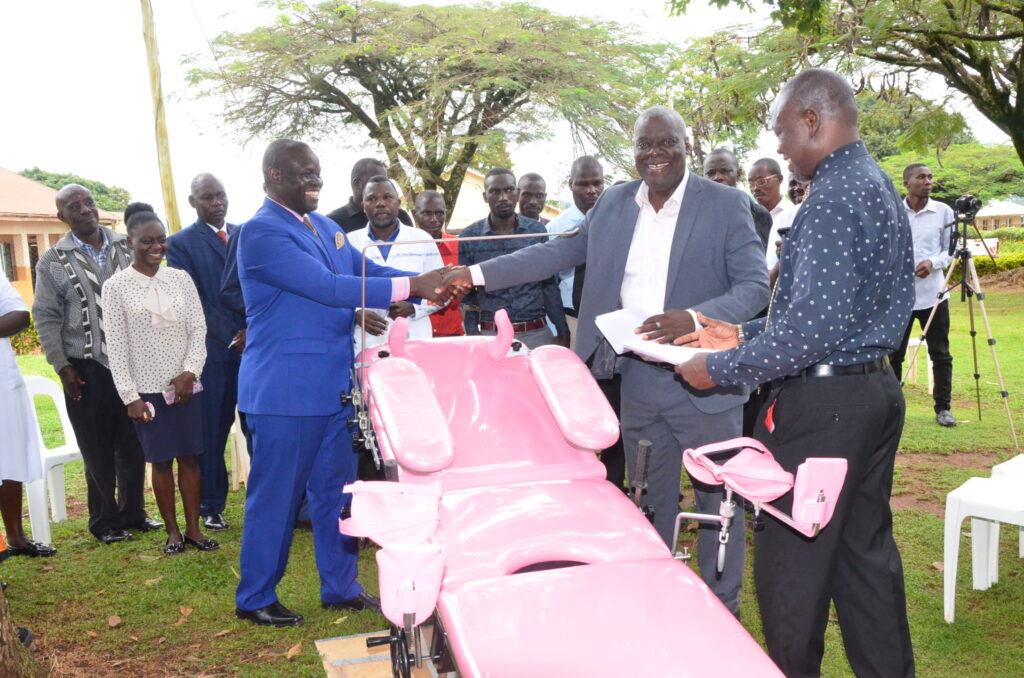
[130,517,165,533]
[202,514,229,531]
[183,536,220,552]
[98,529,132,545]
[322,591,381,612]
[236,601,304,627]
[7,540,57,558]
[16,627,32,648]
[164,539,185,555]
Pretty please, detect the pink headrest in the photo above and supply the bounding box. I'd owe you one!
[682,437,794,503]
[338,480,442,546]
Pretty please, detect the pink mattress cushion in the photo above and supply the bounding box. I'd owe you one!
[527,345,620,451]
[434,479,669,588]
[365,357,454,473]
[437,559,783,678]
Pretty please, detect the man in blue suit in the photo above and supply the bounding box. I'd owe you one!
[234,139,451,627]
[167,174,245,531]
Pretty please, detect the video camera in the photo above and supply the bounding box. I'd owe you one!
[949,194,983,257]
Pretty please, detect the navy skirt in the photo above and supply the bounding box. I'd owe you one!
[133,392,205,464]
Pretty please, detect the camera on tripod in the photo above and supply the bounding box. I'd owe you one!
[949,194,983,257]
[953,194,982,219]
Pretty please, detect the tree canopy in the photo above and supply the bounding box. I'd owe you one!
[878,142,1024,206]
[188,0,677,214]
[19,168,131,212]
[669,0,1024,166]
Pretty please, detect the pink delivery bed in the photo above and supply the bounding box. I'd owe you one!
[343,311,784,677]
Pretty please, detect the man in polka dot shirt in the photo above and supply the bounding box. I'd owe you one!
[676,69,916,677]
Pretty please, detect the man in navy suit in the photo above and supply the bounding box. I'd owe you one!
[166,174,245,531]
[233,139,452,627]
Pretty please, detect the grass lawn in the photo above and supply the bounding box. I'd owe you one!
[9,288,1024,677]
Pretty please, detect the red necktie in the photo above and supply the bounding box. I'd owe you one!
[217,229,228,246]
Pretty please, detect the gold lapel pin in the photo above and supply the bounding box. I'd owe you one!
[335,231,345,249]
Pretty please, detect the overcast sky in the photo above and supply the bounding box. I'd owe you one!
[0,0,1009,225]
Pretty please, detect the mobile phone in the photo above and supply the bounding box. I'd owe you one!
[162,380,204,405]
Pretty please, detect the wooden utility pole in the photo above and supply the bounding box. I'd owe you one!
[139,0,181,232]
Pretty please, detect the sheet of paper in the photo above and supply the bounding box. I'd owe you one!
[594,308,651,354]
[622,337,711,366]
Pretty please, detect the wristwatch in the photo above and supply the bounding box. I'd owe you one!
[736,323,745,344]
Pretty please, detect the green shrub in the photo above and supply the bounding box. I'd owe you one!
[951,251,1024,278]
[983,227,1024,242]
[11,314,41,355]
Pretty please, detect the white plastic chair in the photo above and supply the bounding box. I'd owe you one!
[982,455,1024,585]
[23,375,82,546]
[904,337,933,393]
[943,475,1024,622]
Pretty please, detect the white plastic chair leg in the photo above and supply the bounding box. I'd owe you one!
[988,522,1000,586]
[970,517,992,590]
[46,464,67,522]
[943,492,962,623]
[26,478,52,545]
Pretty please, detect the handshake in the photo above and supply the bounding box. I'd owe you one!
[409,265,475,305]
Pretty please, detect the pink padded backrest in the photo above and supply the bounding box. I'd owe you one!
[527,345,619,451]
[376,543,445,627]
[791,457,847,531]
[682,437,793,503]
[339,480,442,546]
[365,358,454,473]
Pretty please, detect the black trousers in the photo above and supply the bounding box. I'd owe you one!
[597,374,624,489]
[753,368,914,678]
[65,358,147,538]
[890,300,953,412]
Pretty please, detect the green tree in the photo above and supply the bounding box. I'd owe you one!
[19,168,131,212]
[878,142,1024,205]
[669,1,1024,166]
[188,0,676,216]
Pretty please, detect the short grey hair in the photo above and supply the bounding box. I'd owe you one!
[633,106,688,139]
[773,68,858,126]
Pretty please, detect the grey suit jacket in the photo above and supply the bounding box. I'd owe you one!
[480,173,770,414]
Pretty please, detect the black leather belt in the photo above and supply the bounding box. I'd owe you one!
[773,357,890,388]
[480,317,545,333]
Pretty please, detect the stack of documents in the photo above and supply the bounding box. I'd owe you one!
[595,308,712,365]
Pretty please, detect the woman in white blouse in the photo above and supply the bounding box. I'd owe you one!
[102,211,218,555]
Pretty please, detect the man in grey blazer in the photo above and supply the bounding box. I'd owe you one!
[445,107,769,615]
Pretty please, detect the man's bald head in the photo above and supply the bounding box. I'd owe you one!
[633,105,688,140]
[262,139,312,182]
[773,68,858,128]
[55,184,100,236]
[189,173,228,228]
[771,68,861,181]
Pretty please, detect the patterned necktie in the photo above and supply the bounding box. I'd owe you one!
[303,216,318,237]
[217,229,228,246]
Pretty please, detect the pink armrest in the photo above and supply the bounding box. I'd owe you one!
[527,345,619,451]
[377,543,444,627]
[487,309,514,361]
[683,437,793,503]
[339,480,442,546]
[366,358,454,473]
[791,457,847,531]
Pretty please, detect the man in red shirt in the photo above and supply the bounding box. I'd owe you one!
[414,190,463,336]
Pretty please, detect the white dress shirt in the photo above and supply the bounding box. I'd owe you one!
[101,266,208,405]
[905,197,954,310]
[764,202,800,271]
[620,171,689,315]
[348,224,445,351]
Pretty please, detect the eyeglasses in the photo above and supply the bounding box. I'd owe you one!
[748,174,782,189]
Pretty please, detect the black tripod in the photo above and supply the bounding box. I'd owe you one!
[902,198,1020,451]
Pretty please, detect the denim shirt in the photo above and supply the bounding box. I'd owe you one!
[71,229,110,269]
[707,140,914,387]
[458,215,568,335]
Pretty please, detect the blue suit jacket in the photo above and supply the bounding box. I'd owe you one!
[236,198,411,416]
[167,220,246,361]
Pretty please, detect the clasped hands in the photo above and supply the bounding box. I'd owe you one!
[358,266,474,336]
